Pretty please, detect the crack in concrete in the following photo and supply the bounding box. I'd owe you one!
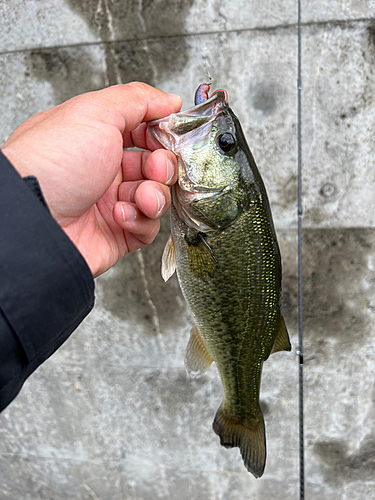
[1,17,374,57]
[137,0,147,33]
[82,483,100,500]
[143,41,159,83]
[99,0,120,86]
[136,249,162,338]
[103,0,115,42]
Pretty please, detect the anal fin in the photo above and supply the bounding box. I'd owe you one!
[271,317,291,355]
[184,324,213,378]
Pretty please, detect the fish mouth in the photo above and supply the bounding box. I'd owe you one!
[147,90,227,153]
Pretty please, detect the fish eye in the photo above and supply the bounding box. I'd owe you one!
[217,133,236,154]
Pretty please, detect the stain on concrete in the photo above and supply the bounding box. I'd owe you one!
[65,0,194,40]
[275,174,298,211]
[64,0,121,86]
[303,228,375,354]
[64,0,193,87]
[25,47,106,104]
[59,0,115,86]
[252,84,277,114]
[114,36,191,87]
[144,369,211,416]
[250,82,285,116]
[24,2,193,101]
[314,438,375,484]
[367,21,375,49]
[104,365,223,453]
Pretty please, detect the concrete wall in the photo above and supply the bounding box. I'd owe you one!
[0,1,374,498]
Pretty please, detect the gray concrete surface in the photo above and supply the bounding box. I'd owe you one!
[0,1,374,498]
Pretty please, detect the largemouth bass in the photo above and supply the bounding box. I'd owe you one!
[147,84,291,478]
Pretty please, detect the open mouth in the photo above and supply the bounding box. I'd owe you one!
[147,91,227,151]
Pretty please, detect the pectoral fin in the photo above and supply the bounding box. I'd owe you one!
[161,234,176,282]
[184,324,213,378]
[271,317,291,354]
[185,231,219,280]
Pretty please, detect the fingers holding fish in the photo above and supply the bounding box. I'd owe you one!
[118,179,171,219]
[113,201,161,253]
[121,150,150,181]
[123,122,171,151]
[142,149,178,186]
[121,148,177,186]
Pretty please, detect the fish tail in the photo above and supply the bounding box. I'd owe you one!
[212,403,266,478]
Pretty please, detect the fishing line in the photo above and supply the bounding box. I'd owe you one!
[297,0,305,499]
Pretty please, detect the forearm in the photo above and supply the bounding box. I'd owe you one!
[0,151,95,412]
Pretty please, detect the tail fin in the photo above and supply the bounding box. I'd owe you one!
[212,403,266,478]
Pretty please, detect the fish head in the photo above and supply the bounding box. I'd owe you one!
[147,91,244,195]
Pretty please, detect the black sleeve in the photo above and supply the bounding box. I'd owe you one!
[0,150,95,412]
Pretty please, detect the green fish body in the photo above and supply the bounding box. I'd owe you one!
[147,87,291,478]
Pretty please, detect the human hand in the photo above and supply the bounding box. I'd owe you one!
[1,83,182,278]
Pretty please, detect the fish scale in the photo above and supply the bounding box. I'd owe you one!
[147,84,291,478]
[173,209,280,403]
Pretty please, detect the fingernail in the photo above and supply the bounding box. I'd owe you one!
[169,94,182,110]
[155,188,166,216]
[121,203,137,223]
[166,157,175,185]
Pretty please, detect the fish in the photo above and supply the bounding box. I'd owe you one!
[147,83,291,478]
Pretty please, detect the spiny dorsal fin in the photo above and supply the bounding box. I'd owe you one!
[184,324,213,378]
[161,234,176,282]
[271,317,291,355]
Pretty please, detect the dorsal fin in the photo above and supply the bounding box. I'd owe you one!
[271,317,291,355]
[161,234,176,282]
[184,324,213,378]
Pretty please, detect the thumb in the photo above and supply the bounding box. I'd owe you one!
[93,82,182,133]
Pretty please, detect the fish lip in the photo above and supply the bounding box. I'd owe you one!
[147,90,228,192]
[147,90,227,129]
[146,90,227,149]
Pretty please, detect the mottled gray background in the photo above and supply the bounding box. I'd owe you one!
[0,1,375,499]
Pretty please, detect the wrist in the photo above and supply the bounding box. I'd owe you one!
[1,146,31,179]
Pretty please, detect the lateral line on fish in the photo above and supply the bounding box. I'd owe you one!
[234,223,249,405]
